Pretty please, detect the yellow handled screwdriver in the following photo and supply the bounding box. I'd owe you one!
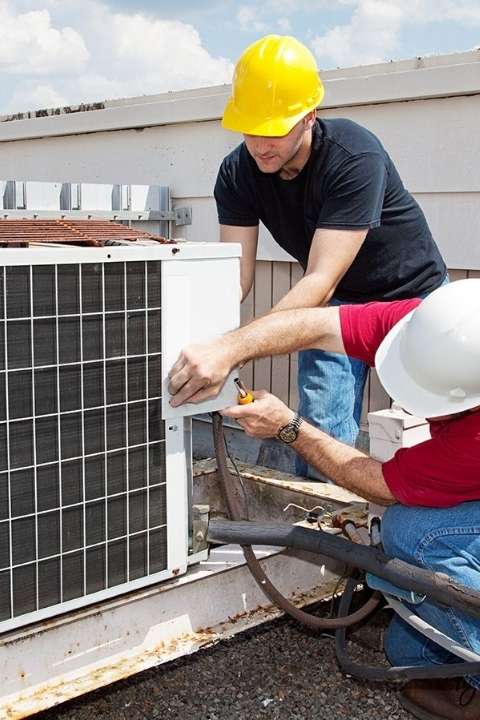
[234,377,254,405]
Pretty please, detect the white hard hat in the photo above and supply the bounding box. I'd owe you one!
[375,279,480,419]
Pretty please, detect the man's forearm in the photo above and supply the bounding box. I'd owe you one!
[292,422,396,505]
[223,306,343,366]
[272,272,333,312]
[168,306,342,406]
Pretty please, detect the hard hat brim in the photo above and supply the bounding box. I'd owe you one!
[375,310,480,419]
[221,96,319,137]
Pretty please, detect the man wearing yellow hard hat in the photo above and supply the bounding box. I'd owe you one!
[215,35,447,475]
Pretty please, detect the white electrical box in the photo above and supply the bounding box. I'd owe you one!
[368,405,431,463]
[367,405,431,524]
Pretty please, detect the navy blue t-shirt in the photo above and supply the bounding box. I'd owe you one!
[214,118,446,302]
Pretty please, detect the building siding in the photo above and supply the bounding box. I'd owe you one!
[1,51,479,421]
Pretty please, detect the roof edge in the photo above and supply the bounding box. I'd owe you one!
[0,49,479,143]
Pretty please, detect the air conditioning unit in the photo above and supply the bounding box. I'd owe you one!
[0,242,240,633]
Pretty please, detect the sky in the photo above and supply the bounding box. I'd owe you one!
[0,0,479,115]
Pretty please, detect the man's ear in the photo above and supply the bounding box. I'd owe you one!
[303,110,317,130]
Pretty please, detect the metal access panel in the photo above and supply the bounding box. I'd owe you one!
[161,256,241,419]
[0,243,240,633]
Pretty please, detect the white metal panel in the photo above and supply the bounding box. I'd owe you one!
[21,182,62,210]
[0,91,229,143]
[80,183,114,211]
[368,407,431,463]
[161,256,240,418]
[130,185,150,211]
[164,424,188,572]
[0,243,241,266]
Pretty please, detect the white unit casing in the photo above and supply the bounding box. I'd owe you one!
[367,405,431,523]
[368,405,431,463]
[0,242,240,633]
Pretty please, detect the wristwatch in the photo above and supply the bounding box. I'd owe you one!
[277,413,303,444]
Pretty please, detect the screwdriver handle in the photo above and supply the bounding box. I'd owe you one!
[234,378,254,405]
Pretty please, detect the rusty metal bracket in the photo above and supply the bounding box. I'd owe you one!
[192,504,210,554]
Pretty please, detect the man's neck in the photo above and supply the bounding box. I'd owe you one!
[279,128,313,180]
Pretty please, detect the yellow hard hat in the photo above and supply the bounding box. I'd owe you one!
[222,35,324,137]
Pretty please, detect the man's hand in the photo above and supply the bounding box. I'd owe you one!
[221,390,294,438]
[168,338,236,407]
[223,389,396,505]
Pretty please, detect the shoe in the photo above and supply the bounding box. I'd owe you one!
[400,678,480,720]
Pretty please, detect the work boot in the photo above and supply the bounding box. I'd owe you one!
[400,678,480,720]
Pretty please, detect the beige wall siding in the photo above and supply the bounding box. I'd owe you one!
[238,261,302,410]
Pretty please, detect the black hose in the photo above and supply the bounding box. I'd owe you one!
[208,518,480,620]
[211,413,480,680]
[211,412,380,630]
[335,578,480,681]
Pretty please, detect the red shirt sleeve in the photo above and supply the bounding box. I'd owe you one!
[339,298,422,366]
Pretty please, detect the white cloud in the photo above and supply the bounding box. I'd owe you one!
[110,13,233,91]
[277,17,292,32]
[236,0,338,33]
[428,0,480,24]
[0,0,234,113]
[236,5,268,32]
[312,0,403,67]
[0,2,89,75]
[1,0,478,113]
[403,0,480,25]
[265,0,337,11]
[311,0,480,69]
[6,83,67,113]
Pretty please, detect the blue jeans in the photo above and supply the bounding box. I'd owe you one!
[381,502,480,689]
[296,296,369,477]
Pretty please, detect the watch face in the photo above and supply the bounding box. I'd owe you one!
[279,427,297,443]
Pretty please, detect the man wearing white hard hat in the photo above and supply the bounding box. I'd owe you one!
[169,279,480,719]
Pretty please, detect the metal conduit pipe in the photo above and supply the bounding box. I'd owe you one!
[211,412,381,630]
[208,517,480,620]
